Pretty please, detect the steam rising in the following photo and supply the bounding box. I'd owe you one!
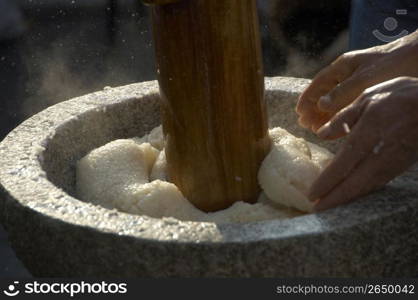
[20,0,349,117]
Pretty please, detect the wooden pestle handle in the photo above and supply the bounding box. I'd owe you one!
[145,0,271,212]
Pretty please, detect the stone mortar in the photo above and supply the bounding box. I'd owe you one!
[0,77,417,277]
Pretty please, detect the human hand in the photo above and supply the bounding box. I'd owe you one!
[296,30,418,132]
[308,77,418,211]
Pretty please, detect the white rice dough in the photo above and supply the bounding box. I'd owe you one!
[150,150,167,181]
[134,125,165,151]
[76,126,334,223]
[258,128,333,212]
[203,201,299,224]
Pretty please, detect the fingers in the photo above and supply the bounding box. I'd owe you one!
[296,83,333,117]
[309,75,418,211]
[308,119,378,202]
[296,54,359,131]
[310,112,333,132]
[313,155,382,211]
[298,110,332,132]
[317,73,372,113]
[313,142,401,211]
[296,54,356,115]
[316,96,368,139]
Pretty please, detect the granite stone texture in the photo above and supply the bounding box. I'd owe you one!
[0,77,417,277]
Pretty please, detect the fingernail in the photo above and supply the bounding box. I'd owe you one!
[319,95,331,103]
[342,122,351,134]
[318,95,332,111]
[316,122,331,138]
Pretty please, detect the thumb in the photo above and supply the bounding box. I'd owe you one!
[316,96,368,140]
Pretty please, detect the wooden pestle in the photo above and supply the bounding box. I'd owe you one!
[143,0,271,212]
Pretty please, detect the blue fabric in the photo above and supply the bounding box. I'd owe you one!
[0,0,24,40]
[350,0,418,50]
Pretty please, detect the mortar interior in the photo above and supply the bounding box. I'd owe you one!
[1,77,416,238]
[41,84,337,215]
[33,79,417,235]
[1,78,417,277]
